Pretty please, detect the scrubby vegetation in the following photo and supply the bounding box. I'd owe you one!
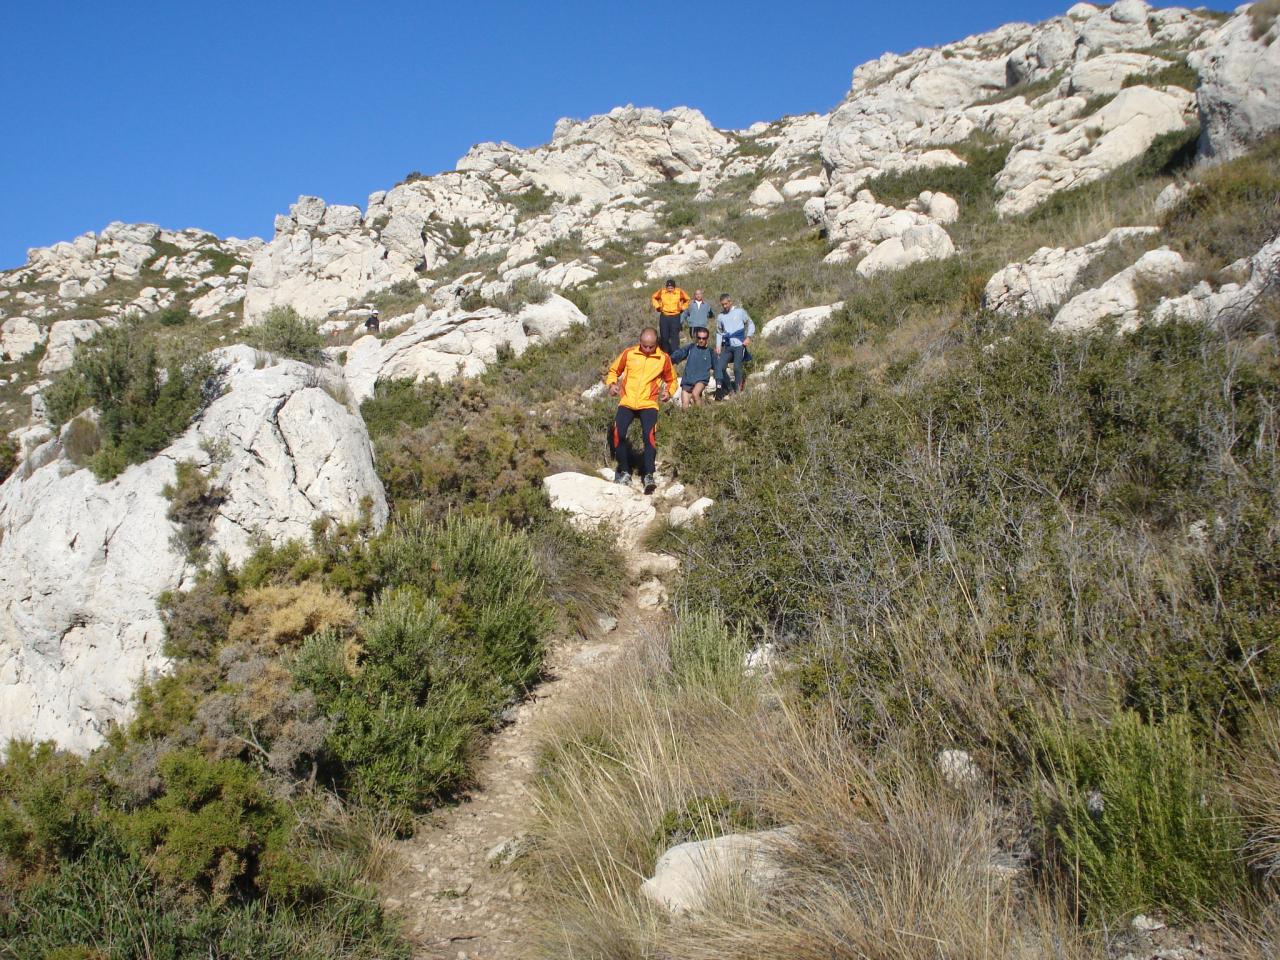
[507,131,1280,958]
[246,306,325,363]
[42,319,223,481]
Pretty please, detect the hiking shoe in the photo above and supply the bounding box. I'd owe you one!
[613,470,630,485]
[643,474,657,495]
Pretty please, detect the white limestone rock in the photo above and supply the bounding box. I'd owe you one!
[1,317,45,361]
[983,226,1160,316]
[543,472,656,549]
[0,346,387,752]
[1153,234,1280,330]
[710,240,742,270]
[343,304,530,403]
[782,176,826,199]
[1193,9,1280,160]
[641,828,797,915]
[39,318,109,375]
[748,180,785,207]
[1052,247,1193,332]
[995,85,1195,217]
[761,302,844,340]
[856,223,956,277]
[1067,52,1165,97]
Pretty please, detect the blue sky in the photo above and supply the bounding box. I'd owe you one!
[0,1,1196,268]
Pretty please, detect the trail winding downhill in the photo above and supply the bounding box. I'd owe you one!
[381,593,667,960]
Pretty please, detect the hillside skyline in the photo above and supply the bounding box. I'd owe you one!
[0,0,1195,269]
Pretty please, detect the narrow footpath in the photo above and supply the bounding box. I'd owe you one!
[380,596,665,960]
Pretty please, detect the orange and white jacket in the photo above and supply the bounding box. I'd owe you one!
[650,286,690,316]
[605,345,678,411]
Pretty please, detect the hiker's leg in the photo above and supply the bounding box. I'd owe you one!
[680,386,693,408]
[612,407,637,473]
[659,315,680,355]
[732,344,747,392]
[639,409,659,476]
[714,351,728,396]
[691,382,705,405]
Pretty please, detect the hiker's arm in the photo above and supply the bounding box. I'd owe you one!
[605,350,626,386]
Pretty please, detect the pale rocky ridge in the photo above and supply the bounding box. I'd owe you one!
[0,346,386,751]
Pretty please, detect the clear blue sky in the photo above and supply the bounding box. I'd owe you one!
[0,1,1198,269]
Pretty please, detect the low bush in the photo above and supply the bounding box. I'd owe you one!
[43,321,222,481]
[247,306,325,363]
[163,460,226,562]
[1163,132,1280,269]
[1122,57,1199,91]
[1034,711,1248,919]
[0,436,16,483]
[861,139,1011,213]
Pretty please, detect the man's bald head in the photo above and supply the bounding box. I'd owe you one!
[639,327,659,350]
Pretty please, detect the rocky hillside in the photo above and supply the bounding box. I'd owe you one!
[3,2,1280,957]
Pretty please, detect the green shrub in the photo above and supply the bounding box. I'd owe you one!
[666,608,752,697]
[1163,132,1280,269]
[117,749,309,902]
[0,437,16,483]
[503,184,556,219]
[157,305,194,327]
[163,460,226,562]
[650,792,760,860]
[861,139,1011,213]
[1034,711,1248,919]
[247,307,325,364]
[528,511,624,633]
[42,322,221,481]
[0,836,407,960]
[0,741,103,887]
[1121,58,1199,92]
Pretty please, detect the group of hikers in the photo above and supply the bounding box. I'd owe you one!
[604,278,755,494]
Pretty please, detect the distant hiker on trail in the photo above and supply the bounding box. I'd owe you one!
[605,326,677,494]
[650,278,690,356]
[682,288,714,337]
[715,294,755,396]
[670,326,716,408]
[365,309,380,334]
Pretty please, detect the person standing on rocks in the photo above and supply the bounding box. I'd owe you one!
[682,288,714,338]
[605,326,677,494]
[670,326,716,408]
[714,293,755,396]
[650,278,690,356]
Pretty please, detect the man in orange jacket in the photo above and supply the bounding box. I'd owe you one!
[650,278,690,356]
[605,326,678,494]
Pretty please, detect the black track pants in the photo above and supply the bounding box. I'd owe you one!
[610,406,659,476]
[658,314,682,355]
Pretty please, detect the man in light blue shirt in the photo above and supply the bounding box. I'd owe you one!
[715,293,754,396]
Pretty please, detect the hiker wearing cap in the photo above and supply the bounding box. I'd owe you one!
[650,278,690,356]
[682,288,714,338]
[604,326,677,494]
[714,294,755,396]
[365,309,380,334]
[670,326,716,407]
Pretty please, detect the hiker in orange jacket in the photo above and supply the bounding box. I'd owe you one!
[650,278,690,356]
[605,326,678,494]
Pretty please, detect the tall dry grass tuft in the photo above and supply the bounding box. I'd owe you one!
[525,618,1096,959]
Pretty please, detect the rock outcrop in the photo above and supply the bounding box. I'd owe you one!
[983,226,1160,316]
[1193,9,1280,161]
[0,346,387,751]
[1052,247,1192,332]
[641,828,797,914]
[343,295,586,402]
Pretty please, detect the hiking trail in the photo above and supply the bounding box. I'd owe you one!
[381,593,665,960]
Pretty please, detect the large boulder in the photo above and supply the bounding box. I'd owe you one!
[856,223,956,277]
[983,226,1160,316]
[1193,9,1280,161]
[641,828,797,915]
[761,302,845,340]
[1153,233,1280,328]
[342,296,584,403]
[995,85,1195,217]
[0,317,44,361]
[0,346,387,752]
[1052,247,1193,332]
[543,472,656,549]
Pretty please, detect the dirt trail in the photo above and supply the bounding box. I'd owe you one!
[381,598,662,960]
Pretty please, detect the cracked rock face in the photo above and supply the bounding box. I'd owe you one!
[0,345,387,752]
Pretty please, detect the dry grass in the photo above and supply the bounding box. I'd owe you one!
[525,621,1098,960]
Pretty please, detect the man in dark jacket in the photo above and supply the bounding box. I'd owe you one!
[669,326,716,407]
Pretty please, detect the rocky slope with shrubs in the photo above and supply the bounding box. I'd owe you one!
[4,1,1280,958]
